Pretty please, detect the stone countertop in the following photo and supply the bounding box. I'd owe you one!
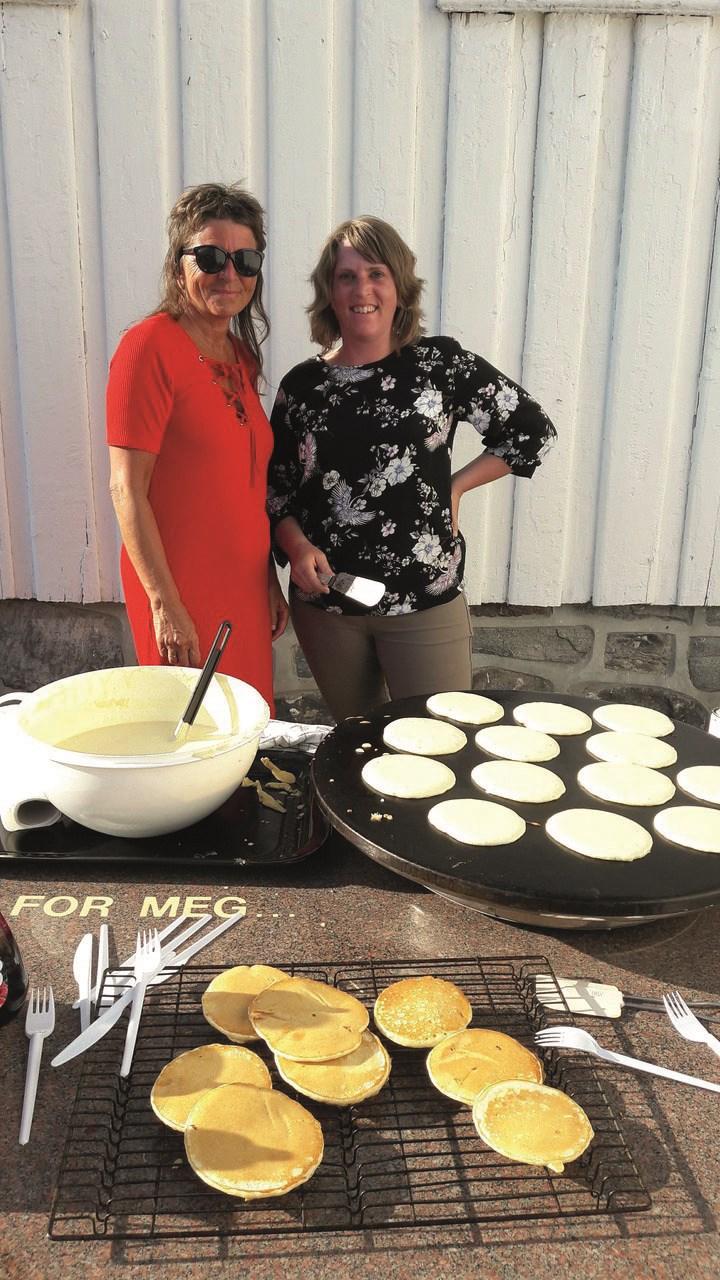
[2,833,720,1280]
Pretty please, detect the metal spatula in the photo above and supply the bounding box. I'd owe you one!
[320,572,385,608]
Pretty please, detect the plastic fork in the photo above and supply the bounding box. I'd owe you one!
[19,986,55,1144]
[663,990,720,1062]
[534,1025,720,1093]
[119,930,160,1078]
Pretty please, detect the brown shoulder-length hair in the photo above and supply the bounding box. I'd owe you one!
[308,216,425,352]
[154,182,269,384]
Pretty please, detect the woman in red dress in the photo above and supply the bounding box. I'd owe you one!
[107,183,288,712]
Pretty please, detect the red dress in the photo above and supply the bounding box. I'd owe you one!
[106,313,275,712]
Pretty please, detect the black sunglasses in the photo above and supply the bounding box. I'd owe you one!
[181,245,264,277]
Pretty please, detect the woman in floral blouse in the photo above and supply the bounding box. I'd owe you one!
[268,216,556,720]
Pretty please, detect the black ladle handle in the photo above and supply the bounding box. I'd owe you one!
[175,620,233,734]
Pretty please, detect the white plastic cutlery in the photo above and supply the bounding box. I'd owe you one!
[52,910,244,1067]
[100,914,212,1003]
[119,930,160,1078]
[71,933,93,1031]
[535,1026,720,1092]
[20,986,55,1144]
[663,990,720,1061]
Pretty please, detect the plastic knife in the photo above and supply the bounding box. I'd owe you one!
[71,933,93,1031]
[51,911,244,1067]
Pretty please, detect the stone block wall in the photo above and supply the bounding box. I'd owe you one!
[1,598,719,729]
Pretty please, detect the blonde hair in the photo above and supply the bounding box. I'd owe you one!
[155,182,269,383]
[308,216,425,352]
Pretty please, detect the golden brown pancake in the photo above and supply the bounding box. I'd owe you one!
[472,1081,594,1173]
[249,975,369,1061]
[185,1083,324,1199]
[427,1029,542,1105]
[373,976,472,1048]
[202,964,288,1043]
[150,1043,271,1132]
[275,1030,391,1106]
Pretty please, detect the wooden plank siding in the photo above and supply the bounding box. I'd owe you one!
[0,0,718,606]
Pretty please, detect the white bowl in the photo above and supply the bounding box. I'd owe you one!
[0,666,269,838]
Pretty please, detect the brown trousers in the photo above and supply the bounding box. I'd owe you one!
[290,591,473,721]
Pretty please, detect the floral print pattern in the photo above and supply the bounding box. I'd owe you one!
[268,336,556,615]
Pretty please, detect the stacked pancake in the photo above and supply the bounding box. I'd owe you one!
[372,974,593,1174]
[150,966,393,1199]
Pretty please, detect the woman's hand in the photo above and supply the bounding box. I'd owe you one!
[151,599,201,667]
[268,563,289,640]
[289,541,334,594]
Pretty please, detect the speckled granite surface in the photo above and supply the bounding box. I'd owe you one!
[2,832,720,1279]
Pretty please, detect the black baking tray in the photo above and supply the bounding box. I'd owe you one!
[312,692,720,926]
[0,749,327,866]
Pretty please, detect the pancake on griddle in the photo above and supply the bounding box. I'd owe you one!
[653,805,720,854]
[275,1029,391,1105]
[427,1029,542,1105]
[475,724,560,762]
[362,752,455,798]
[426,691,503,725]
[577,761,675,807]
[513,701,592,736]
[591,703,674,738]
[428,797,526,845]
[202,964,288,1043]
[471,760,565,804]
[383,716,467,756]
[150,1043,271,1132]
[676,765,720,806]
[184,1082,323,1198]
[585,730,677,769]
[472,1080,593,1173]
[546,808,652,861]
[374,975,472,1047]
[249,975,369,1061]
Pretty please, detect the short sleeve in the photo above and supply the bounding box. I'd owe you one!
[445,340,557,478]
[106,320,174,454]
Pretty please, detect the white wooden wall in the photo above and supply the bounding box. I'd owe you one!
[0,0,719,608]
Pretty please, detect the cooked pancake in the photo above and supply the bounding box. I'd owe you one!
[471,760,565,804]
[427,1029,543,1105]
[249,975,369,1061]
[382,717,467,756]
[472,1080,593,1173]
[577,761,675,807]
[202,964,288,1042]
[275,1030,391,1106]
[426,691,503,726]
[676,765,720,806]
[474,725,560,762]
[362,752,455,798]
[513,701,592,736]
[585,730,677,769]
[374,975,472,1048]
[653,805,720,854]
[150,1043,272,1132]
[428,798,526,845]
[546,808,652,861]
[185,1083,323,1199]
[591,703,674,738]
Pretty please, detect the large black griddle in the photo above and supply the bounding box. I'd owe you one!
[312,692,720,929]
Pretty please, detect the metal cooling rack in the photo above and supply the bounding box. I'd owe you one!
[48,955,650,1241]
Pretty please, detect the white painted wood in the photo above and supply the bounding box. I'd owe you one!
[437,1,720,13]
[677,40,720,604]
[0,5,97,602]
[1,0,720,608]
[264,0,335,402]
[443,11,542,602]
[593,15,720,604]
[510,11,634,605]
[352,0,420,235]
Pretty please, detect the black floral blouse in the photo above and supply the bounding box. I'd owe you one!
[267,337,556,616]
